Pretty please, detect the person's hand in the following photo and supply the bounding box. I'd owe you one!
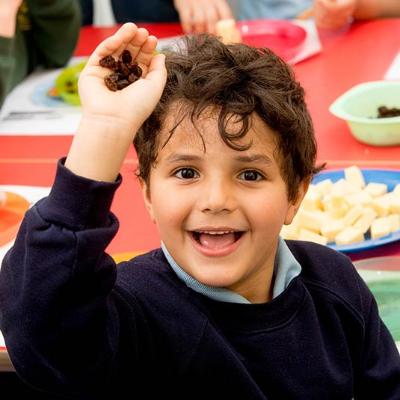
[65,23,167,182]
[0,0,23,37]
[313,0,358,30]
[78,22,167,134]
[173,0,233,34]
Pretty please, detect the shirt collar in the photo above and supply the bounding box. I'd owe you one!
[161,237,301,304]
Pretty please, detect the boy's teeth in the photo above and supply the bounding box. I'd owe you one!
[199,231,232,235]
[197,231,236,249]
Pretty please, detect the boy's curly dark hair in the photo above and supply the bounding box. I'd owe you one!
[134,34,322,201]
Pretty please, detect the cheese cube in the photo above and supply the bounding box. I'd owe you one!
[371,194,392,217]
[393,184,400,196]
[315,179,333,196]
[388,214,400,233]
[343,205,364,227]
[344,191,372,207]
[302,186,322,211]
[216,19,242,44]
[370,217,392,239]
[321,219,345,242]
[331,179,357,196]
[322,194,349,218]
[364,182,388,198]
[389,195,400,214]
[295,210,324,233]
[353,207,377,234]
[344,166,365,189]
[335,227,364,245]
[335,226,364,245]
[298,228,328,245]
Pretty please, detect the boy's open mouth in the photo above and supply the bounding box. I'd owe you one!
[191,230,244,250]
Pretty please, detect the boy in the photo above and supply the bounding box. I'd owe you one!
[0,23,399,399]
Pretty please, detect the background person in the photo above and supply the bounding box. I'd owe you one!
[79,0,233,33]
[0,0,81,107]
[313,0,400,30]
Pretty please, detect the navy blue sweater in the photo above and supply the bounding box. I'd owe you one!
[0,161,399,399]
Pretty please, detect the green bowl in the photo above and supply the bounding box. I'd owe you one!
[330,81,400,146]
[355,257,400,345]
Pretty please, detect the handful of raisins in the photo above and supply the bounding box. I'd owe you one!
[99,50,142,91]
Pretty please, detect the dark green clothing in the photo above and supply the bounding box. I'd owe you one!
[0,0,81,107]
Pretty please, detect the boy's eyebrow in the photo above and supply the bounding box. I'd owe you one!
[234,154,273,164]
[165,153,273,164]
[165,154,202,164]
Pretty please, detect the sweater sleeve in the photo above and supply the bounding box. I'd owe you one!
[27,0,81,67]
[354,272,400,399]
[0,160,129,398]
[0,36,15,107]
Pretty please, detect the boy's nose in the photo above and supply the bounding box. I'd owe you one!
[199,177,236,214]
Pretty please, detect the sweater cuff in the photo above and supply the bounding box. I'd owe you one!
[37,158,122,230]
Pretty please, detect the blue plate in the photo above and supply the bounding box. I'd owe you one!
[312,169,400,253]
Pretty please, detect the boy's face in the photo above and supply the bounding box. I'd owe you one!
[140,110,307,303]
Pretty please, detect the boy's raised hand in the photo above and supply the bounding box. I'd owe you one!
[79,23,167,132]
[66,23,167,182]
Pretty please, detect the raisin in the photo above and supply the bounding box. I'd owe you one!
[116,79,130,90]
[377,106,400,118]
[100,50,142,91]
[99,55,117,70]
[116,60,131,76]
[121,50,132,64]
[128,73,139,83]
[104,74,119,91]
[129,62,142,78]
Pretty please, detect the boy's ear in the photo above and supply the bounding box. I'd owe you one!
[284,178,310,225]
[139,177,156,223]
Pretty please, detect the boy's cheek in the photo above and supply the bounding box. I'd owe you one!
[138,179,156,223]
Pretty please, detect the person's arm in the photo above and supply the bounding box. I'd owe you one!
[0,0,22,37]
[27,0,81,67]
[65,23,167,181]
[313,0,357,30]
[352,0,400,19]
[0,23,167,396]
[173,0,233,34]
[0,0,23,106]
[313,0,400,30]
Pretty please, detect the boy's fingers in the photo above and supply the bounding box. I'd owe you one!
[121,27,149,61]
[87,23,138,66]
[146,54,167,80]
[145,53,167,86]
[128,35,158,68]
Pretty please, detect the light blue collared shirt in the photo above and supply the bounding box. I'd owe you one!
[161,236,301,304]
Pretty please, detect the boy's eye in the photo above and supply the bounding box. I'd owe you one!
[239,170,264,181]
[174,168,199,179]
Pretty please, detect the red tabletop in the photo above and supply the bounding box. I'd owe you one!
[1,19,400,262]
